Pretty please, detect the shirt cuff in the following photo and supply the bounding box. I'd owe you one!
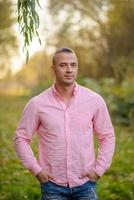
[30,163,42,176]
[93,164,106,177]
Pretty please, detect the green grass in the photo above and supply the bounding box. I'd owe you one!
[0,95,134,200]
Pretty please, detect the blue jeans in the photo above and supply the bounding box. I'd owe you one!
[40,180,98,200]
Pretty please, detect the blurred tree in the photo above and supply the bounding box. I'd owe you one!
[47,0,134,82]
[48,0,107,23]
[15,51,52,89]
[0,0,18,78]
[47,0,108,78]
[101,0,134,83]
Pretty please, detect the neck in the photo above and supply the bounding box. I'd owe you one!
[55,82,75,98]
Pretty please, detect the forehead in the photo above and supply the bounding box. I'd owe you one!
[54,52,78,63]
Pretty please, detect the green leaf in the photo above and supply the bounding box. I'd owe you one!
[17,0,41,63]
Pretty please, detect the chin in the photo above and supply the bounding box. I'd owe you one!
[63,81,75,86]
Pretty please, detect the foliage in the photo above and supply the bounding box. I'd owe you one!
[17,0,41,62]
[0,0,18,77]
[14,51,52,88]
[48,0,107,23]
[101,0,134,83]
[0,94,134,199]
[47,0,134,82]
[100,79,134,128]
[47,0,107,78]
[110,81,134,127]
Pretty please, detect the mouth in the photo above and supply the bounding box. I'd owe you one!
[64,75,74,78]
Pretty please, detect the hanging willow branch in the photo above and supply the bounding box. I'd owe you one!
[17,0,41,63]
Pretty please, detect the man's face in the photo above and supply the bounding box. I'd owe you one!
[52,52,78,86]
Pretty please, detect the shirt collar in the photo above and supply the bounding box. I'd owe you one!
[52,82,79,98]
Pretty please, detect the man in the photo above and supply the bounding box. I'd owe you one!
[15,47,115,200]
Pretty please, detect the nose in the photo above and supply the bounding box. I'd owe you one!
[66,64,72,72]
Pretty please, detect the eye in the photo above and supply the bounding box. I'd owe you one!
[59,63,66,67]
[71,63,77,67]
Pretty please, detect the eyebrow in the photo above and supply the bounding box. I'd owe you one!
[59,62,77,65]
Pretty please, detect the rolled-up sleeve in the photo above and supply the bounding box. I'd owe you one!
[93,97,115,177]
[14,98,42,175]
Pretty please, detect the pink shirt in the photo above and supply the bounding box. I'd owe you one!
[15,83,115,187]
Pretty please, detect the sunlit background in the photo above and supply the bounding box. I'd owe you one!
[0,0,134,200]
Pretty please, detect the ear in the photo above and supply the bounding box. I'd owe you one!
[51,66,55,77]
[51,65,55,71]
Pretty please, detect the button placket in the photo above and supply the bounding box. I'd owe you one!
[64,110,72,185]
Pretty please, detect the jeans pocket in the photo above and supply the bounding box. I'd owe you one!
[41,181,50,194]
[40,180,50,186]
[75,181,98,200]
[88,180,97,184]
[88,180,97,190]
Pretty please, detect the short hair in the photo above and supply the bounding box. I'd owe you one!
[52,47,76,65]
